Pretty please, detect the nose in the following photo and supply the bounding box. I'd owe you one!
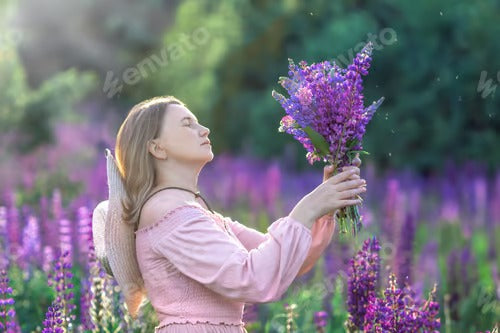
[200,125,210,136]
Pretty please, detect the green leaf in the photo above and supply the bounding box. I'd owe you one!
[347,150,370,156]
[346,138,359,149]
[303,126,330,156]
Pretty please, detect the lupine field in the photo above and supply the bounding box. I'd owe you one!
[0,152,498,332]
[1,0,499,332]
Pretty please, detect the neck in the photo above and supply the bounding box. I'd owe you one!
[152,171,199,192]
[152,183,199,193]
[154,159,203,192]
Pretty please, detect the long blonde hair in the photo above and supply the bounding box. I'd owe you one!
[115,95,185,227]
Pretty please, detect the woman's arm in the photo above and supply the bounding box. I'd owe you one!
[296,153,361,276]
[220,211,335,277]
[218,214,269,251]
[296,212,336,277]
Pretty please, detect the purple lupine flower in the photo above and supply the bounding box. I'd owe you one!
[0,207,8,269]
[313,310,328,332]
[39,196,49,244]
[394,212,415,288]
[42,302,64,333]
[242,303,259,324]
[77,206,92,268]
[272,42,383,167]
[382,178,405,242]
[446,244,477,320]
[42,246,55,275]
[362,274,441,332]
[85,237,99,330]
[365,274,406,331]
[347,237,381,330]
[489,171,500,225]
[0,269,18,332]
[414,241,439,294]
[47,250,76,330]
[459,245,477,297]
[6,197,21,266]
[346,237,441,332]
[52,188,63,221]
[78,280,94,330]
[21,215,41,271]
[440,179,460,222]
[296,86,313,106]
[473,175,488,227]
[58,219,72,257]
[272,42,383,235]
[417,283,441,332]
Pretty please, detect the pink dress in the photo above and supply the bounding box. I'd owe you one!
[134,203,314,333]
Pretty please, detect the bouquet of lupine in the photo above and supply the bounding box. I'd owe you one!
[272,41,384,235]
[346,237,441,332]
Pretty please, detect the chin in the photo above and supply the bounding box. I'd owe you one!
[206,151,215,161]
[198,150,214,162]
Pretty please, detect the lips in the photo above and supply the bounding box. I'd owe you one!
[201,140,211,145]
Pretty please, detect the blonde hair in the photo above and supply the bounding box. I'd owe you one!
[115,95,185,228]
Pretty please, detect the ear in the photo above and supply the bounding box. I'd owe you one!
[148,139,167,160]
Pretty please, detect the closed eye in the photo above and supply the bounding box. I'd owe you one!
[185,120,200,128]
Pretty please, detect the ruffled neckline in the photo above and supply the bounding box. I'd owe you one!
[135,203,230,235]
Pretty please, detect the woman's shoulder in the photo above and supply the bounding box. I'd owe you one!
[137,191,203,232]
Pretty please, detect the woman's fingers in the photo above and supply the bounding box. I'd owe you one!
[338,198,363,208]
[335,178,366,192]
[329,168,360,185]
[337,186,366,200]
[323,164,335,181]
[341,165,360,177]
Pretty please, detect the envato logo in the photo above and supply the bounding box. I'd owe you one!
[477,70,499,99]
[103,26,211,99]
[335,27,398,68]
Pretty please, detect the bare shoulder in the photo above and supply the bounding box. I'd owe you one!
[138,190,200,230]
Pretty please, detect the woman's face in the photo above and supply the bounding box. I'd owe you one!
[150,104,213,163]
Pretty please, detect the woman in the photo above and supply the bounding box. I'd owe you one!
[112,95,366,332]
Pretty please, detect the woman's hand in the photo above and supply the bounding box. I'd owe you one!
[323,153,362,183]
[296,153,364,277]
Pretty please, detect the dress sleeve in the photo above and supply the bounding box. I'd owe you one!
[297,213,336,276]
[148,206,312,303]
[219,212,337,276]
[216,214,269,251]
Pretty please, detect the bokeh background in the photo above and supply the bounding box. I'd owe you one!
[0,0,498,332]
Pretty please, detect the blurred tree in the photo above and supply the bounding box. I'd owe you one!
[0,40,96,153]
[4,0,499,172]
[130,0,499,172]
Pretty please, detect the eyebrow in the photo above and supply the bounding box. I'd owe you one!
[180,116,198,123]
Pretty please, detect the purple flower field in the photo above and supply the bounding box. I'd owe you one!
[0,148,498,332]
